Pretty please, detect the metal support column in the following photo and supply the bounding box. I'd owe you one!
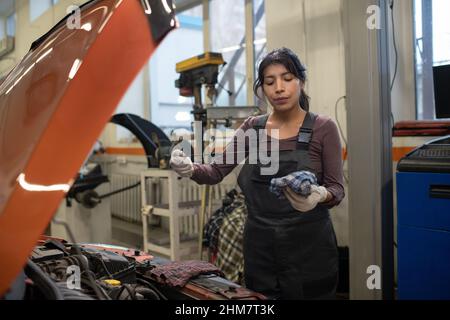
[202,0,210,52]
[342,0,394,300]
[245,0,255,106]
[420,0,434,120]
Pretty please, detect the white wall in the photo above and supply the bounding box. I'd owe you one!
[115,69,147,143]
[265,0,346,128]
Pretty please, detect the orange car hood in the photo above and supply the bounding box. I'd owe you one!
[0,0,175,295]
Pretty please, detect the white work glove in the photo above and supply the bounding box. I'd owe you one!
[283,185,328,213]
[170,149,194,178]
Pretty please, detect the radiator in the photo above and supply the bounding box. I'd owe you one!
[110,174,141,224]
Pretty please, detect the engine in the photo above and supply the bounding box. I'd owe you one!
[22,239,165,300]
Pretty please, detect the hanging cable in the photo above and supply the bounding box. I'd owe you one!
[97,181,140,199]
[389,0,398,92]
[334,96,349,184]
[389,1,400,276]
[389,0,398,130]
[334,96,348,146]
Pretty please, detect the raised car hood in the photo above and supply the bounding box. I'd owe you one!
[0,0,175,295]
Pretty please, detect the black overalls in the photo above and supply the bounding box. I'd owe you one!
[237,112,339,300]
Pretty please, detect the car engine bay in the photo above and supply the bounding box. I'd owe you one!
[6,236,264,301]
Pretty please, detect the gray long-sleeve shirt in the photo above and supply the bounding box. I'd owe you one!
[191,114,345,208]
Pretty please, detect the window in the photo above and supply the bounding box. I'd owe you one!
[113,0,267,142]
[114,4,204,142]
[0,13,16,39]
[29,0,58,22]
[115,71,147,143]
[148,5,203,134]
[0,18,5,40]
[254,0,267,102]
[210,0,247,107]
[6,13,15,37]
[0,13,15,60]
[210,0,266,107]
[414,0,450,119]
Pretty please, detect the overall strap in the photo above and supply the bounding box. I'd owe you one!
[253,114,270,130]
[253,114,270,161]
[296,112,316,150]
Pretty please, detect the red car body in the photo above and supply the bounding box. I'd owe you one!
[0,0,175,295]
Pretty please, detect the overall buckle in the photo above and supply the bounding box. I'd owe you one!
[297,128,313,144]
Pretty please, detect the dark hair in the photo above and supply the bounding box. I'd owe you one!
[253,47,310,111]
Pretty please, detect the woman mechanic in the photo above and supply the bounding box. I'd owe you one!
[170,47,345,300]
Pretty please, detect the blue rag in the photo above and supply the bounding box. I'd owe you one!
[269,171,318,199]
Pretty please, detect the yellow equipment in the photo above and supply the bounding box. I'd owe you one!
[175,52,225,101]
[175,52,225,73]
